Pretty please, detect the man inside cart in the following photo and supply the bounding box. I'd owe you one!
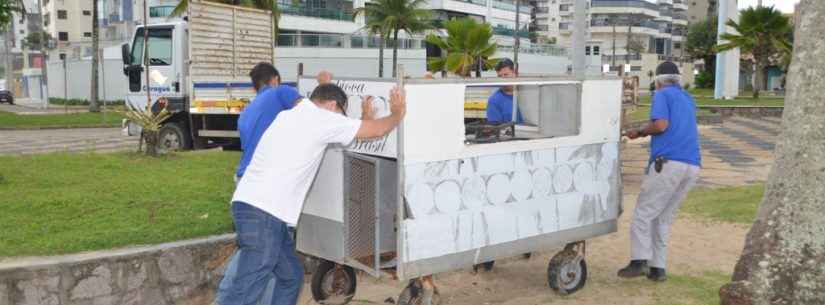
[619,61,701,282]
[216,83,406,305]
[486,58,524,124]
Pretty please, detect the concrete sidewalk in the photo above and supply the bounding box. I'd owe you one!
[0,98,88,115]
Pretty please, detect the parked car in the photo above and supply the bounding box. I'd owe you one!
[0,80,13,104]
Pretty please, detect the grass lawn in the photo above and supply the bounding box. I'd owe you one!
[639,95,785,107]
[0,111,125,129]
[651,271,731,305]
[682,185,764,224]
[626,105,717,124]
[0,151,239,257]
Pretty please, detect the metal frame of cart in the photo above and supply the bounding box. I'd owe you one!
[296,72,624,305]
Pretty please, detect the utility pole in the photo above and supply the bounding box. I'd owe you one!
[611,16,616,69]
[572,0,586,79]
[38,0,49,109]
[513,0,520,73]
[4,28,12,89]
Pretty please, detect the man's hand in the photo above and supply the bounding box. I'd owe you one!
[389,87,406,119]
[361,95,375,120]
[625,129,642,140]
[317,70,333,84]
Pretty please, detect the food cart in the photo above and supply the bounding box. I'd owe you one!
[296,73,623,305]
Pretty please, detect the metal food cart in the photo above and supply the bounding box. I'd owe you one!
[296,73,623,305]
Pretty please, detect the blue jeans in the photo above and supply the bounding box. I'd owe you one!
[216,202,304,305]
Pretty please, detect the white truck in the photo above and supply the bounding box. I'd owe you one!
[121,0,276,150]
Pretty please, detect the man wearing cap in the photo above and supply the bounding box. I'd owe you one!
[486,58,524,124]
[618,61,701,282]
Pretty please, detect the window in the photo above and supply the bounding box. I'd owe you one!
[59,53,66,60]
[149,6,176,18]
[559,4,571,11]
[130,27,173,66]
[84,32,92,38]
[631,66,642,71]
[19,30,24,34]
[674,42,682,49]
[57,10,67,19]
[83,10,91,16]
[585,46,591,55]
[464,84,581,144]
[593,46,600,55]
[58,32,69,41]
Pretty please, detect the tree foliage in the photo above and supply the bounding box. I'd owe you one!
[0,0,25,31]
[717,6,792,98]
[354,0,431,77]
[426,18,499,77]
[686,18,718,76]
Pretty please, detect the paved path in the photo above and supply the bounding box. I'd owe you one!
[622,116,780,187]
[0,128,138,155]
[0,100,89,115]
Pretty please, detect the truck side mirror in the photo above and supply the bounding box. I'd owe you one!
[121,43,131,66]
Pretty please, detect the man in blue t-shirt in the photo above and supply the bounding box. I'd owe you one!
[235,63,303,180]
[618,62,701,282]
[486,58,523,124]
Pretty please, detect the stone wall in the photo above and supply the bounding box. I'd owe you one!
[0,234,237,305]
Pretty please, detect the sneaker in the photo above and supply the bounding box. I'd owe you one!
[647,267,667,282]
[617,260,649,278]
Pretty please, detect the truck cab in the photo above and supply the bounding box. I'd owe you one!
[121,0,274,151]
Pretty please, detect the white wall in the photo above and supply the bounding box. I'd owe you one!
[274,47,428,79]
[47,59,129,101]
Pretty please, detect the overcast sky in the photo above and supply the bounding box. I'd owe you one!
[738,0,799,13]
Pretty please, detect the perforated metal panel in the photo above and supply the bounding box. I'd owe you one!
[345,157,377,270]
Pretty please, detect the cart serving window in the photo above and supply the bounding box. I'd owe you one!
[297,75,623,305]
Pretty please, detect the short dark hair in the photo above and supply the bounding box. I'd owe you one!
[495,58,515,72]
[249,62,280,92]
[310,83,349,115]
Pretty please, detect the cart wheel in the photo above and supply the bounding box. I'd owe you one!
[311,260,357,305]
[472,261,495,272]
[397,280,441,305]
[547,252,587,295]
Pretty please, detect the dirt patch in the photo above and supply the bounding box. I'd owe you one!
[296,188,749,305]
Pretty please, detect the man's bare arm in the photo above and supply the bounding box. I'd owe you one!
[355,88,406,139]
[626,119,669,139]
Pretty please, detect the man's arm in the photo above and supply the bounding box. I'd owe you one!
[355,88,405,139]
[626,119,668,139]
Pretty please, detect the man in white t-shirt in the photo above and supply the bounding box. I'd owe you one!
[215,83,406,305]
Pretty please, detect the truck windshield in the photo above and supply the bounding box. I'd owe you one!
[131,27,173,66]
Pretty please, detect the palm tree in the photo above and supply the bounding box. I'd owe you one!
[90,0,100,112]
[717,6,792,99]
[426,18,499,77]
[355,0,430,77]
[171,0,282,38]
[353,7,388,77]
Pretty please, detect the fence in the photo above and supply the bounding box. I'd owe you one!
[47,58,129,102]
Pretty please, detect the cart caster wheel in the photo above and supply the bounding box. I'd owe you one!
[472,261,495,272]
[311,260,357,305]
[397,280,441,305]
[547,252,587,296]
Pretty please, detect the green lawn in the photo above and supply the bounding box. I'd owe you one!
[651,271,731,305]
[640,95,785,107]
[626,105,717,124]
[682,185,764,224]
[0,151,239,257]
[0,111,125,129]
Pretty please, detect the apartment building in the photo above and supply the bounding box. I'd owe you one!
[687,0,716,24]
[530,0,591,46]
[588,0,693,86]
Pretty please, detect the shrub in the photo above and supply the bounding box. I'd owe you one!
[683,82,692,90]
[695,71,714,89]
[49,98,125,106]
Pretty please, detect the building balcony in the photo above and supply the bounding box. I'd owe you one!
[672,0,689,10]
[492,25,531,38]
[491,0,532,14]
[591,0,660,18]
[277,33,424,49]
[278,2,353,21]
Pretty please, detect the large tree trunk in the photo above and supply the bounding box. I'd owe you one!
[752,60,764,99]
[89,0,100,112]
[719,1,825,304]
[392,29,399,78]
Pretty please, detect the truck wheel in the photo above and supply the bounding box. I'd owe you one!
[311,260,356,305]
[547,251,587,295]
[158,122,190,154]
